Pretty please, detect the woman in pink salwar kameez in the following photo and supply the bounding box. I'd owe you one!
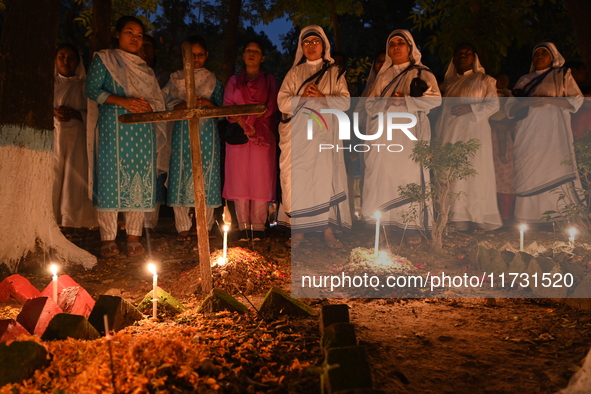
[223,40,278,241]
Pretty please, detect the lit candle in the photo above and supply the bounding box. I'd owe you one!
[223,224,229,263]
[374,211,381,257]
[147,263,158,319]
[103,314,111,339]
[50,264,58,303]
[519,224,526,252]
[569,228,577,248]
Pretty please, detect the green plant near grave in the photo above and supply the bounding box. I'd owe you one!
[542,134,591,240]
[398,138,480,253]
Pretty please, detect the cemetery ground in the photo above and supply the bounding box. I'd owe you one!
[1,211,591,393]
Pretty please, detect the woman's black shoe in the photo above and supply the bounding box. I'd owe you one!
[252,231,266,241]
[237,230,250,241]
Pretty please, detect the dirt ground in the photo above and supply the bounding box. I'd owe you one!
[3,211,591,393]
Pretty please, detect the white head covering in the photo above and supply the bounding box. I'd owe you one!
[379,29,423,74]
[54,45,86,82]
[292,25,334,67]
[54,46,86,110]
[443,44,485,80]
[361,53,385,97]
[529,42,565,73]
[440,46,492,96]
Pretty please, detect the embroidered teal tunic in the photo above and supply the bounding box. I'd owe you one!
[167,80,224,208]
[86,56,157,211]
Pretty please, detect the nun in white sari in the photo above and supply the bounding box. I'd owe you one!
[362,30,441,243]
[277,25,351,248]
[507,42,583,223]
[53,44,97,228]
[435,43,502,231]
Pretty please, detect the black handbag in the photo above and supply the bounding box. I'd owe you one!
[225,122,249,145]
[510,89,529,121]
[409,68,429,97]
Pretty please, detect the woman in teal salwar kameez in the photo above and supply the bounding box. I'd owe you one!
[86,16,166,257]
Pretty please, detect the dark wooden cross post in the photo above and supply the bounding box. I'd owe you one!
[119,42,265,293]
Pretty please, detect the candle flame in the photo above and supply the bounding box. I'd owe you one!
[49,264,58,276]
[223,224,229,233]
[147,262,157,275]
[569,228,577,237]
[519,224,527,232]
[375,211,381,220]
[216,256,227,266]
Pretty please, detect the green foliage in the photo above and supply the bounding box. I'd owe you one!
[345,56,371,84]
[74,8,93,37]
[411,0,576,76]
[261,0,363,28]
[410,138,480,181]
[574,133,591,179]
[401,138,480,212]
[541,134,591,239]
[398,138,481,251]
[74,0,158,38]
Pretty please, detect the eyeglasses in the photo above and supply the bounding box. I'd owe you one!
[302,39,322,46]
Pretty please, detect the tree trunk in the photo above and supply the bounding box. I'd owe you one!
[91,0,112,55]
[221,0,242,85]
[329,0,342,53]
[564,0,591,86]
[0,0,97,272]
[430,177,452,254]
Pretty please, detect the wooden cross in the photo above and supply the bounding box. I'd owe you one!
[119,42,266,293]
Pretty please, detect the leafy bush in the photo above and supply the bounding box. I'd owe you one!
[399,138,480,252]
